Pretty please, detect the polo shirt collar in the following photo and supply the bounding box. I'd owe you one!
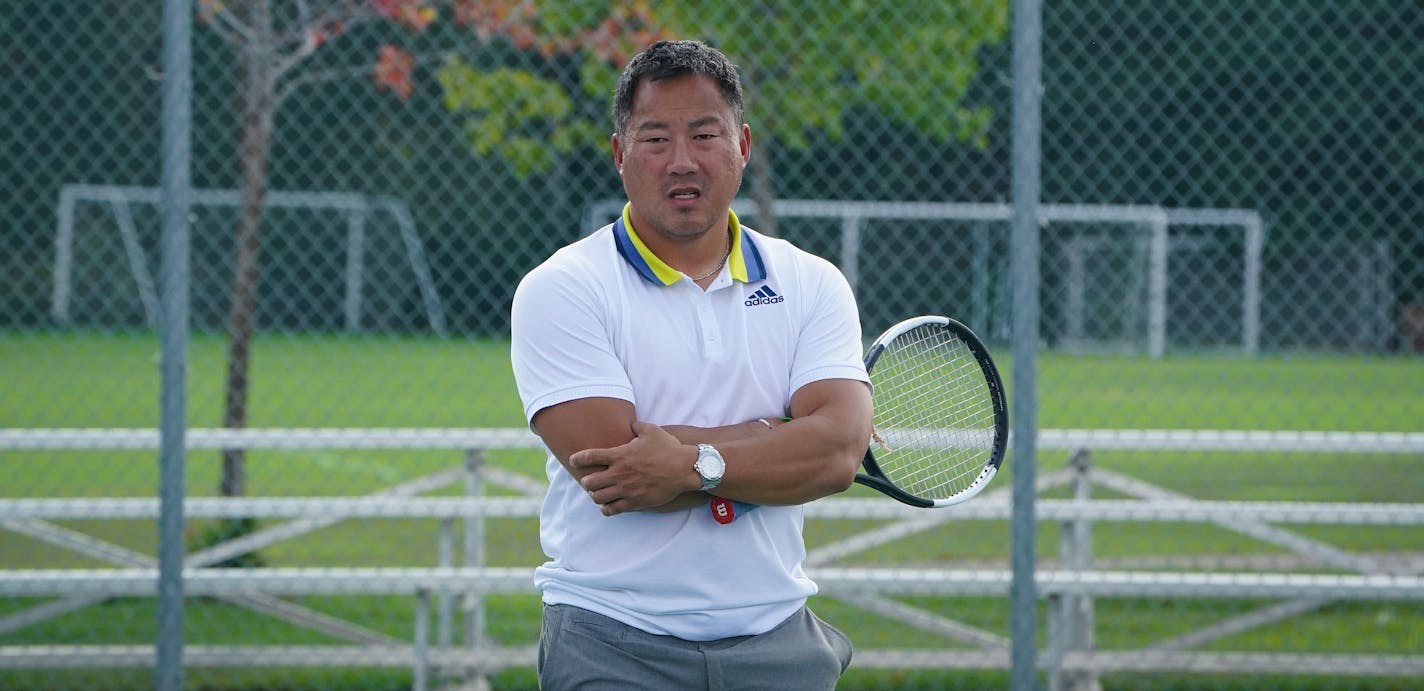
[613,202,768,286]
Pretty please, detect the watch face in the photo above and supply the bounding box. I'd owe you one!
[697,445,725,481]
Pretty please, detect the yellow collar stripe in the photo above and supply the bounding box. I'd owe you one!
[619,204,683,285]
[614,203,766,286]
[726,211,750,283]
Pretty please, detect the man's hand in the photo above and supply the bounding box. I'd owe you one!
[569,421,699,516]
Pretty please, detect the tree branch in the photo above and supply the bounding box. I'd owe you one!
[197,1,255,48]
[275,47,456,107]
[274,64,370,106]
[270,3,389,83]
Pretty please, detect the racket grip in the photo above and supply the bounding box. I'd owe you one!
[709,497,759,524]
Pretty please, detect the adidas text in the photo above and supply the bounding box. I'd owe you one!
[745,286,785,307]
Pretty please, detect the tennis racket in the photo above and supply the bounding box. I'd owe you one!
[852,314,1008,508]
[711,315,1007,523]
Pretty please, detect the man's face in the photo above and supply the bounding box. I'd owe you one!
[613,74,751,243]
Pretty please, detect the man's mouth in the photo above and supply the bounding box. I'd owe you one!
[669,187,700,200]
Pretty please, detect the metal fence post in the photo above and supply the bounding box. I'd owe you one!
[1010,0,1044,687]
[463,449,491,690]
[1061,450,1101,691]
[437,517,455,684]
[1046,592,1064,691]
[156,0,192,688]
[414,589,430,691]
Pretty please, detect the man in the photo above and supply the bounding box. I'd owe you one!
[511,39,873,690]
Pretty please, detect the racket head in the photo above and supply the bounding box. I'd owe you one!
[855,315,1009,508]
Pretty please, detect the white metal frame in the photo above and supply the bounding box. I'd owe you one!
[586,199,1265,357]
[51,184,447,335]
[3,428,1422,687]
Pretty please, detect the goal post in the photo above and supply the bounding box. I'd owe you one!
[52,184,446,335]
[586,199,1263,358]
[1164,208,1264,358]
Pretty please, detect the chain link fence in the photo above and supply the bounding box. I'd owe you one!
[2,1,1421,690]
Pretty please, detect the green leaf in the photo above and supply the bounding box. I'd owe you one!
[434,1,1009,174]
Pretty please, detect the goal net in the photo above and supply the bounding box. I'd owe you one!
[587,199,1262,357]
[52,185,446,335]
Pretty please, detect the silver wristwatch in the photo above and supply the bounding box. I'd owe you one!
[693,443,726,491]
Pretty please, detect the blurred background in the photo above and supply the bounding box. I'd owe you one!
[1,1,1420,690]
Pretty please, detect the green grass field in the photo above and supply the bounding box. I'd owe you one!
[4,330,1423,431]
[2,331,1421,690]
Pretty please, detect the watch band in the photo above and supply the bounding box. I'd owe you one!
[695,443,724,491]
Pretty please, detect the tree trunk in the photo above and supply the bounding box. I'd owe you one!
[221,0,276,498]
[749,146,778,237]
[744,72,778,237]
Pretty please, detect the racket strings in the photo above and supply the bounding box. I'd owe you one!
[871,324,997,500]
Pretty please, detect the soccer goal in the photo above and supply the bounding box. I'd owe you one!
[52,184,446,335]
[586,199,1262,357]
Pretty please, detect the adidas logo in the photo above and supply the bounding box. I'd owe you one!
[744,286,785,307]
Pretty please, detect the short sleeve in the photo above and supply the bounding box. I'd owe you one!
[788,257,870,394]
[510,256,634,426]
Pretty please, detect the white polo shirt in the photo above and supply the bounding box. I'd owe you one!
[510,203,868,641]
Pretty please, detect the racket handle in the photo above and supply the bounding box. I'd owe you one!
[709,497,759,524]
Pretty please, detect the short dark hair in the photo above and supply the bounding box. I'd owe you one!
[612,40,745,137]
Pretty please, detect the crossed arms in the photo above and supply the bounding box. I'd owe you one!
[530,378,873,517]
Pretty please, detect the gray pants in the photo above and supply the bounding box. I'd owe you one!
[538,603,853,690]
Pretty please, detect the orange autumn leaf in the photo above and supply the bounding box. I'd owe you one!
[373,0,436,31]
[373,44,415,99]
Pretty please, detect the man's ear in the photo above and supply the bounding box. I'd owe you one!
[612,132,625,175]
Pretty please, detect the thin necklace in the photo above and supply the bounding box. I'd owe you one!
[691,232,731,282]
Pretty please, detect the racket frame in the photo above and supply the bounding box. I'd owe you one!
[854,315,1009,508]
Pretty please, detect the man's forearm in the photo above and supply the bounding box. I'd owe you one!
[640,492,712,513]
[633,421,766,513]
[661,420,774,447]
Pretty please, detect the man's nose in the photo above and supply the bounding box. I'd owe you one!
[668,137,697,174]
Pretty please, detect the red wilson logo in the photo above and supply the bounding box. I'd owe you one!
[711,497,735,524]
